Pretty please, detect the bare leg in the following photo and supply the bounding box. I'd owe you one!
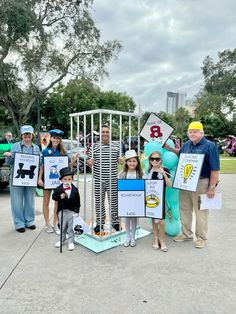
[152,219,159,250]
[43,189,52,226]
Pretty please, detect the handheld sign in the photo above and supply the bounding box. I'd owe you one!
[145,179,164,219]
[12,153,40,187]
[140,112,174,146]
[44,156,69,189]
[118,179,145,217]
[173,153,205,192]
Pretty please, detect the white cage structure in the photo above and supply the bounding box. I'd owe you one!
[69,109,141,240]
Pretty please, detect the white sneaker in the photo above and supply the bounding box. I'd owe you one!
[55,241,64,248]
[45,225,54,233]
[68,243,75,251]
[53,225,60,235]
[124,238,130,247]
[130,239,136,247]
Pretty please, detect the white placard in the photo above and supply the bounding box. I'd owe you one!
[12,153,40,187]
[145,180,164,219]
[44,156,69,189]
[118,179,145,217]
[140,112,174,146]
[199,193,222,210]
[173,153,205,192]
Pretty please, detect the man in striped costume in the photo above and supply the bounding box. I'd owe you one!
[87,125,123,233]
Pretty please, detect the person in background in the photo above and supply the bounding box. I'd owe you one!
[4,125,40,233]
[165,121,220,249]
[0,131,13,144]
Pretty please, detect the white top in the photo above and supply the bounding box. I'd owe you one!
[126,171,137,179]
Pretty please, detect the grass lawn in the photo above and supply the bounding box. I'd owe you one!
[220,157,236,174]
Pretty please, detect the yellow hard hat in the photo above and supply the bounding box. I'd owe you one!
[188,121,203,131]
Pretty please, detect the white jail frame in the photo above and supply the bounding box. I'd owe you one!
[69,109,141,238]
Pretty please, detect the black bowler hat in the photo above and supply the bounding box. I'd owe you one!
[59,167,74,180]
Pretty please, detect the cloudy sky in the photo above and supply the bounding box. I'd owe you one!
[92,0,236,112]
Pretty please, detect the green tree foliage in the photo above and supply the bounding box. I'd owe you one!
[0,0,121,134]
[194,48,236,137]
[39,78,136,137]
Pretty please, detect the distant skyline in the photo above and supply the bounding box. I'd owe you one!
[92,0,236,112]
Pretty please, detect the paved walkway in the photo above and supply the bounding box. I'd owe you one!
[0,174,236,314]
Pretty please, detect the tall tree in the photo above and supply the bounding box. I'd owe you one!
[0,0,121,134]
[38,78,136,137]
[197,49,236,116]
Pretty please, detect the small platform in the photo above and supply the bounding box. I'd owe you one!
[74,227,151,253]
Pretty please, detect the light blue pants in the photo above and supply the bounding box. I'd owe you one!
[10,185,36,229]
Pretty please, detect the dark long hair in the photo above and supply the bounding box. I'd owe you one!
[123,156,143,178]
[47,138,66,155]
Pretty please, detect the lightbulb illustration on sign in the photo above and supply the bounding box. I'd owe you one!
[183,164,193,183]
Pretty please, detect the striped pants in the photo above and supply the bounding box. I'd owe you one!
[94,179,119,225]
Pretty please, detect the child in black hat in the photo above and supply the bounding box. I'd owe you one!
[52,167,81,251]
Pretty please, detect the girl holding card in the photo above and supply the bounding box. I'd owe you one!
[148,151,172,252]
[119,149,143,247]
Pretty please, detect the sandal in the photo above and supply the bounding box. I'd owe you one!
[152,238,159,250]
[159,239,168,252]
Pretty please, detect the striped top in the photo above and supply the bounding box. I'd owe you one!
[88,142,120,180]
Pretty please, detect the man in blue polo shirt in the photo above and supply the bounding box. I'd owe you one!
[165,121,220,249]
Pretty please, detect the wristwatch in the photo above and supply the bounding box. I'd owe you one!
[209,185,216,191]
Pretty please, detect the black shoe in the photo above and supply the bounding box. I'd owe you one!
[16,228,25,233]
[112,224,121,232]
[94,224,104,233]
[26,225,36,230]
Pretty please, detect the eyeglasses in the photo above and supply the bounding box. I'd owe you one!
[150,157,161,162]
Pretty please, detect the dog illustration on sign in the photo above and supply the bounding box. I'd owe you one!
[15,163,37,179]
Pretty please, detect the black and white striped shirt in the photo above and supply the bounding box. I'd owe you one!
[88,142,120,180]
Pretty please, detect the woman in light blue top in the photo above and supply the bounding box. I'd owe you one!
[4,125,40,233]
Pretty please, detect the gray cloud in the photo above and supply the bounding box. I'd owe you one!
[93,0,236,112]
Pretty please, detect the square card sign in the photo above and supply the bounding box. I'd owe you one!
[173,153,205,192]
[140,113,174,146]
[12,153,40,187]
[44,156,69,189]
[118,179,145,217]
[145,179,164,219]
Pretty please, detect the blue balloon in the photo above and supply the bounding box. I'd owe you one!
[165,138,175,148]
[144,141,162,158]
[165,218,181,236]
[162,151,178,169]
[166,186,179,204]
[143,159,149,175]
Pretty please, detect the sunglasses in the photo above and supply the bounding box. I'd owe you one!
[150,157,161,162]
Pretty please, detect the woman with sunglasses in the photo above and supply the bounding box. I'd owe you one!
[148,151,172,252]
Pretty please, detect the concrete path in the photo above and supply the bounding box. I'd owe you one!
[0,174,236,314]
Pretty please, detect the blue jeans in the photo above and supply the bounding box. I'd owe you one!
[10,185,36,229]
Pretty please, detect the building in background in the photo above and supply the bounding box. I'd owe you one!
[166,92,186,114]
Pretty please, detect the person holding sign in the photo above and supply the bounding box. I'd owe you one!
[165,121,219,249]
[147,151,172,252]
[119,149,143,247]
[38,129,79,234]
[4,125,40,233]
